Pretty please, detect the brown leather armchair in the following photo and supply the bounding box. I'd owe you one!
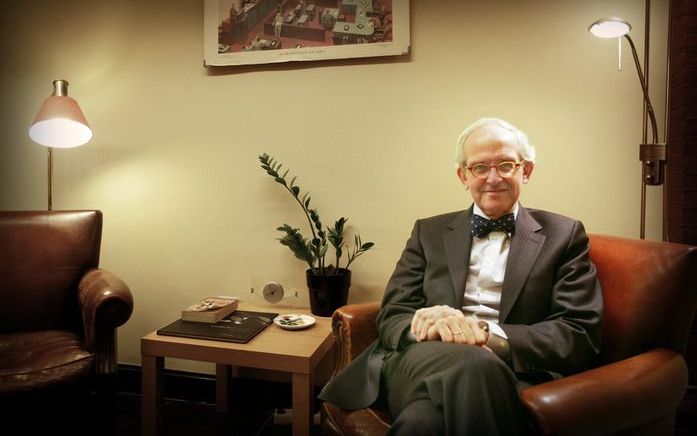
[0,210,133,430]
[321,234,697,435]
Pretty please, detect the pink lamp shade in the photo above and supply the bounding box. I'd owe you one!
[29,80,92,148]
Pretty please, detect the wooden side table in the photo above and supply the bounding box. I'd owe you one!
[141,305,335,436]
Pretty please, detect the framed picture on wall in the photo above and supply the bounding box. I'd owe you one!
[203,0,410,67]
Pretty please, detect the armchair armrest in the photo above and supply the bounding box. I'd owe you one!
[78,268,134,374]
[520,348,688,436]
[332,302,381,371]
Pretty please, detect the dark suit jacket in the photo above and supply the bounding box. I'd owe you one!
[318,205,604,410]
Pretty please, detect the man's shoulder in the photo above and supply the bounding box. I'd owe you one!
[525,207,578,222]
[416,209,469,227]
[524,207,584,233]
[525,207,578,221]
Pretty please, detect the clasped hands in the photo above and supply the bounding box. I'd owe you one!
[410,305,490,346]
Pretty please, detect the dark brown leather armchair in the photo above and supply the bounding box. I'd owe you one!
[0,211,133,429]
[321,234,697,435]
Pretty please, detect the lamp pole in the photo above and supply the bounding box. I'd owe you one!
[622,33,666,239]
[48,147,53,211]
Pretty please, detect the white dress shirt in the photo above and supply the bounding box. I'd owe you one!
[462,204,519,339]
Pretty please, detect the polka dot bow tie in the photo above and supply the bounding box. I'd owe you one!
[471,213,516,238]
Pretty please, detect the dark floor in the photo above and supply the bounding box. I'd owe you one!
[116,391,294,436]
[108,363,318,435]
[115,371,310,436]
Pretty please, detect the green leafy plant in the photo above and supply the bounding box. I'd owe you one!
[259,153,374,276]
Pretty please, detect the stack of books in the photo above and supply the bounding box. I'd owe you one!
[181,296,239,323]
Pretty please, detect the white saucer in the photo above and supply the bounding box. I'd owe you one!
[274,314,316,330]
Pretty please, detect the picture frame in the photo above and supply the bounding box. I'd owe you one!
[203,0,410,67]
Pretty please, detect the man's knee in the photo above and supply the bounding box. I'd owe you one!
[456,345,512,376]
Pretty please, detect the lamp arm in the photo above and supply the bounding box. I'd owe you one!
[623,34,659,143]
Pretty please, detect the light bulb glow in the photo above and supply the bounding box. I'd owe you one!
[589,17,632,38]
[29,118,93,148]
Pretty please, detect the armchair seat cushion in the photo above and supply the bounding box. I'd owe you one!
[0,330,94,395]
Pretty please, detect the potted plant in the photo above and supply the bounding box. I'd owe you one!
[258,153,374,316]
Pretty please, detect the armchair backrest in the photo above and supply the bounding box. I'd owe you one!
[589,233,697,364]
[0,210,102,333]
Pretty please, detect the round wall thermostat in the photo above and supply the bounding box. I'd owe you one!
[262,282,284,304]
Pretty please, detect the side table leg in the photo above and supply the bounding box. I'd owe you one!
[292,372,313,436]
[216,363,230,413]
[141,354,164,436]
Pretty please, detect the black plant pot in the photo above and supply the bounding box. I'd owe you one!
[306,268,351,317]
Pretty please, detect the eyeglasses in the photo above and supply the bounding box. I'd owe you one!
[465,161,525,179]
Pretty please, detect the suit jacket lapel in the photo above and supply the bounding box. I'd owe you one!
[500,206,545,322]
[444,209,472,308]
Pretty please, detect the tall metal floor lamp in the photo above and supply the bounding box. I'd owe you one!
[589,13,667,240]
[28,79,92,210]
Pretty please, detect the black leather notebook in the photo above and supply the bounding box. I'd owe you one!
[157,310,278,344]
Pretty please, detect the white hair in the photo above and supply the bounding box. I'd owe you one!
[454,117,536,168]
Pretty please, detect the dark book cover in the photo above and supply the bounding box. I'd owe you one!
[157,310,278,344]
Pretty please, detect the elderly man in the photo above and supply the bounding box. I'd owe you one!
[318,118,603,435]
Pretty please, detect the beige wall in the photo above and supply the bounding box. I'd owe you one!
[0,0,669,373]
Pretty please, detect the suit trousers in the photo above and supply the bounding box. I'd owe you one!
[381,341,532,436]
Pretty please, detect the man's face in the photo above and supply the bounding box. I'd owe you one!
[456,124,534,219]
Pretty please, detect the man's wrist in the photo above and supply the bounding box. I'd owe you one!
[486,333,512,365]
